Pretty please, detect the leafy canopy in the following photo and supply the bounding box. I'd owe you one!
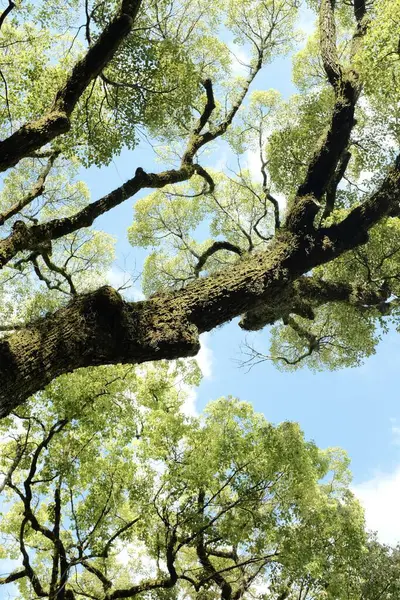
[0,363,368,599]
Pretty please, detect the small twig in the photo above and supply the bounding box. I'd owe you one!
[0,152,60,226]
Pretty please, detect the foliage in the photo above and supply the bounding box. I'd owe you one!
[1,2,400,597]
[0,373,368,599]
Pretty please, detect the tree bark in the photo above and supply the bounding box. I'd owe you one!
[1,152,399,417]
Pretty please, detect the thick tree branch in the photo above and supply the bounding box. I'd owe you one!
[239,274,389,331]
[267,192,280,231]
[0,569,26,585]
[321,149,351,222]
[193,78,216,135]
[19,518,48,597]
[81,561,112,592]
[319,0,342,89]
[196,491,233,600]
[49,484,61,599]
[0,0,143,173]
[0,167,190,268]
[0,155,399,416]
[293,80,358,208]
[354,0,367,25]
[287,0,365,230]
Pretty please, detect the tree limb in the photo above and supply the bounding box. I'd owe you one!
[0,0,143,172]
[319,0,342,89]
[0,154,399,416]
[81,561,112,593]
[196,491,233,600]
[0,569,26,585]
[19,518,47,597]
[0,0,15,32]
[0,441,24,494]
[321,149,351,222]
[194,241,243,276]
[287,0,363,230]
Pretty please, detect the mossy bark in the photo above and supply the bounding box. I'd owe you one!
[0,213,391,417]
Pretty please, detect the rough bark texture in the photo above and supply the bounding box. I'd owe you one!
[1,152,400,417]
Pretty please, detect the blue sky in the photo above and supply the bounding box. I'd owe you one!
[1,4,400,597]
[81,8,400,546]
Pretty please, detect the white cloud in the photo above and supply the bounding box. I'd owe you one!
[353,466,400,545]
[228,43,251,77]
[196,333,213,380]
[106,267,145,301]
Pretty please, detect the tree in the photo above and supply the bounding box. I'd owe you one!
[0,367,366,599]
[270,533,400,600]
[0,0,400,416]
[344,535,400,600]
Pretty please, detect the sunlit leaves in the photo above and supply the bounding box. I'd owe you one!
[0,390,366,598]
[269,302,378,372]
[355,0,400,145]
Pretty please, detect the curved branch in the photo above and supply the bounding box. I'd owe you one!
[101,517,141,558]
[81,561,112,592]
[182,54,264,165]
[0,1,15,31]
[19,518,47,597]
[267,192,280,230]
[0,441,24,494]
[194,241,243,276]
[196,491,233,600]
[193,78,216,135]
